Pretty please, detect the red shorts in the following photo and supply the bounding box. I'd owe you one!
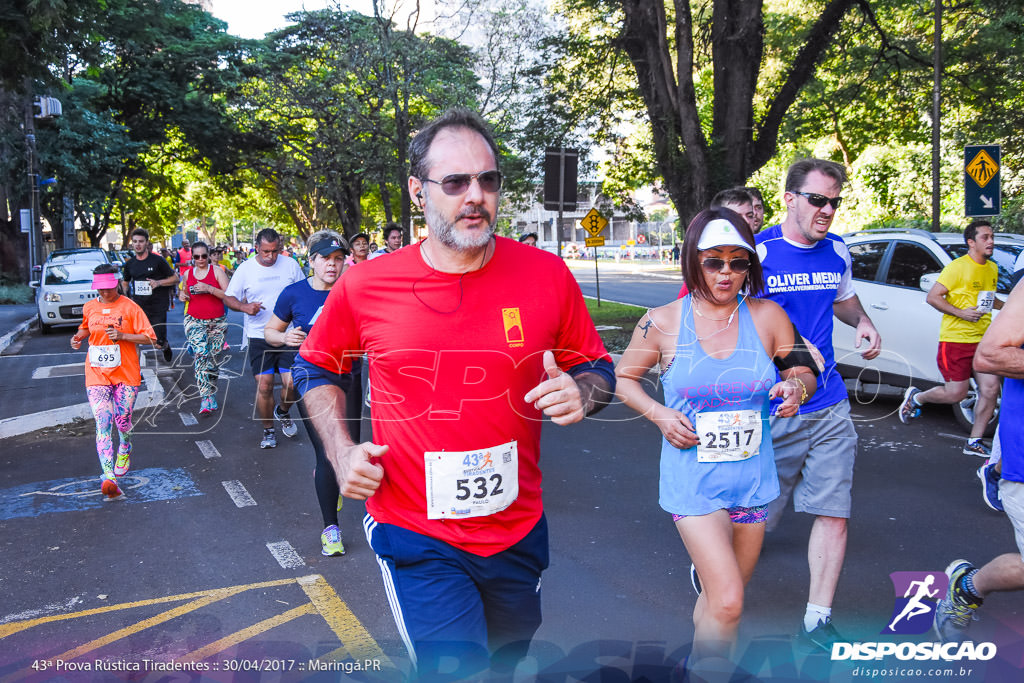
[937,341,978,383]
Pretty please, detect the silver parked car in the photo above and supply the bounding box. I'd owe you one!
[832,228,1024,434]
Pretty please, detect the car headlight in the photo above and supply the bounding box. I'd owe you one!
[44,292,62,302]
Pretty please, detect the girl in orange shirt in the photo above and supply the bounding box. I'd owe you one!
[71,264,157,497]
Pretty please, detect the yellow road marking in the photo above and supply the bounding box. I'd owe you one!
[0,575,394,680]
[37,595,231,665]
[297,574,393,667]
[177,603,316,662]
[0,592,246,683]
[0,578,294,639]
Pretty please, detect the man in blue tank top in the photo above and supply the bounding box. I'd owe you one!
[933,280,1024,642]
[755,158,882,651]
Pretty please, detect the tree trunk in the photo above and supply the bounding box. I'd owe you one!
[618,0,707,224]
[379,180,393,223]
[618,0,860,226]
[336,178,363,237]
[710,0,764,187]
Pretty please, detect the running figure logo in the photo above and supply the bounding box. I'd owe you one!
[883,571,949,634]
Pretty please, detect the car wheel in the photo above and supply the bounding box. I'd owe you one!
[952,381,999,438]
[38,316,52,335]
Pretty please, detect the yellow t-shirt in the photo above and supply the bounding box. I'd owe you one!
[936,254,998,343]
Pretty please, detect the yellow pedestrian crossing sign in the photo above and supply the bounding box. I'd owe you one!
[966,149,999,187]
[581,208,607,237]
[964,145,1001,217]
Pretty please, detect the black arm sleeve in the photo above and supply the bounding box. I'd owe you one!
[772,322,821,377]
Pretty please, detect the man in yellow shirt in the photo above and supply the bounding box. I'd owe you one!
[899,220,1002,456]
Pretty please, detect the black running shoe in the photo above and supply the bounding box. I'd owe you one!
[795,618,845,653]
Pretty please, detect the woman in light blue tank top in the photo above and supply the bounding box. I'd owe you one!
[615,209,819,676]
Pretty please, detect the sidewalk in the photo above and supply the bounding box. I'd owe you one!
[0,304,36,354]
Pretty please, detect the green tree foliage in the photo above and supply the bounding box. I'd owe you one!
[228,9,480,240]
[548,0,1024,230]
[3,0,244,254]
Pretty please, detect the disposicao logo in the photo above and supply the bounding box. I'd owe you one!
[829,570,998,664]
[882,571,948,635]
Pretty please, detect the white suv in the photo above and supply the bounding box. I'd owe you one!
[832,229,1024,434]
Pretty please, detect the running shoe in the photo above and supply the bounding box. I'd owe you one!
[260,428,277,449]
[689,562,702,596]
[898,386,921,424]
[113,450,131,477]
[101,476,122,498]
[208,395,218,412]
[275,406,297,438]
[934,560,981,643]
[795,618,845,653]
[963,439,991,457]
[162,342,173,363]
[320,525,345,556]
[199,396,212,416]
[977,462,1003,512]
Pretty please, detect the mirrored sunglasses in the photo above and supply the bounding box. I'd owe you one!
[793,191,842,210]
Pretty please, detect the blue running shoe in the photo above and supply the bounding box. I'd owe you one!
[898,386,921,424]
[978,463,1003,512]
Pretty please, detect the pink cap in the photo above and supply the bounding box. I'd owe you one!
[92,273,120,290]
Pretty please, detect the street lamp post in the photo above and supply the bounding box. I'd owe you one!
[24,103,40,275]
[24,95,63,277]
[931,0,942,231]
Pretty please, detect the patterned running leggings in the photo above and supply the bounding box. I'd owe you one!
[183,314,226,398]
[86,384,139,476]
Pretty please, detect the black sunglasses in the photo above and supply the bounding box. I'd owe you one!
[701,258,751,274]
[422,170,502,196]
[793,191,842,210]
[192,253,209,259]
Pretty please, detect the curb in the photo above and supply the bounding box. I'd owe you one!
[0,367,165,440]
[0,316,34,354]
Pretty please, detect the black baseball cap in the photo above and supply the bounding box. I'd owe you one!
[308,235,350,258]
[351,232,370,244]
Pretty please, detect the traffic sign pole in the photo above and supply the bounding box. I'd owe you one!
[580,209,608,307]
[557,154,564,258]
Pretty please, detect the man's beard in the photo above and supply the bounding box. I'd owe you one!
[426,201,495,252]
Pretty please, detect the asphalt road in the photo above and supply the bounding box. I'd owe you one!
[568,262,683,309]
[1,272,1022,682]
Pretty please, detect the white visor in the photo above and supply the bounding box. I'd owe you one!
[696,219,754,253]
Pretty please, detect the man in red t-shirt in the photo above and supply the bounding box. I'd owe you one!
[295,109,614,677]
[176,239,192,275]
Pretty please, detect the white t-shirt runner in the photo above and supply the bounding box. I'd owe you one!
[224,256,305,340]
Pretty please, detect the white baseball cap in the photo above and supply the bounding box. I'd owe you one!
[696,218,754,253]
